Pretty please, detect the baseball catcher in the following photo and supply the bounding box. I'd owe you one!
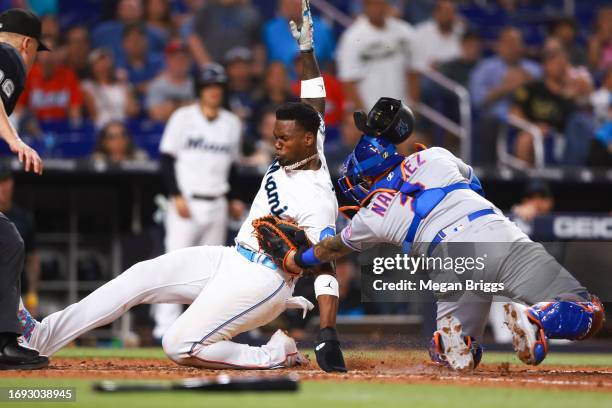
[265,96,604,371]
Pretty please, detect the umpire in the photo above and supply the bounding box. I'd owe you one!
[0,8,48,370]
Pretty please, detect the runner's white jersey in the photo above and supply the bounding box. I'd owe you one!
[236,114,338,249]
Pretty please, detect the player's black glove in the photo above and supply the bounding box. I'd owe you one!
[314,327,347,372]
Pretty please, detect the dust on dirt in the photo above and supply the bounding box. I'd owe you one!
[1,351,611,392]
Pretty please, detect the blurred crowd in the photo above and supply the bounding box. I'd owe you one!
[2,0,610,169]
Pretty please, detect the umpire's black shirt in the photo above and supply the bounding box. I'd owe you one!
[0,42,26,116]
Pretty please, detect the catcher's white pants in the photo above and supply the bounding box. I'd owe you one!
[152,197,229,339]
[29,246,296,369]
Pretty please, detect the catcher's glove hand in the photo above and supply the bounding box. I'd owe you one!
[252,215,311,275]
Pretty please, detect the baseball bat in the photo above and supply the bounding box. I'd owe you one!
[92,373,299,393]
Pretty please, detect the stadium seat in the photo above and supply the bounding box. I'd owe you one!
[126,119,166,160]
[38,120,97,159]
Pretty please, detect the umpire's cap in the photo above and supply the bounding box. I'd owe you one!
[0,9,50,51]
[194,63,227,94]
[354,97,415,144]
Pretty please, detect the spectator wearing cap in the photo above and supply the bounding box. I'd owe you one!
[115,22,165,97]
[16,36,83,124]
[91,0,166,59]
[82,48,140,129]
[469,27,541,165]
[63,25,92,80]
[263,0,336,79]
[225,47,258,123]
[188,0,263,71]
[411,0,464,73]
[0,166,41,318]
[91,121,149,163]
[146,41,195,122]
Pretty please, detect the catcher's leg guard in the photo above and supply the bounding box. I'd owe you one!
[428,315,481,371]
[529,296,605,340]
[504,296,604,365]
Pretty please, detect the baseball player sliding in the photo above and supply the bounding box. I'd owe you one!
[153,63,243,341]
[267,97,603,371]
[18,0,347,372]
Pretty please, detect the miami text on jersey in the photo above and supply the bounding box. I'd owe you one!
[186,136,233,153]
[264,162,288,217]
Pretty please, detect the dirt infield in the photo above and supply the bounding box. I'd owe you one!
[2,352,611,392]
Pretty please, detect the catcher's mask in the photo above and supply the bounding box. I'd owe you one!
[353,97,415,144]
[338,135,404,205]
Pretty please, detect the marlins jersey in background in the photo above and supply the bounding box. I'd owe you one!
[236,113,338,250]
[160,104,241,199]
[341,147,498,254]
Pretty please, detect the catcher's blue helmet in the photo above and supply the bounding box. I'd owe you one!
[338,135,404,204]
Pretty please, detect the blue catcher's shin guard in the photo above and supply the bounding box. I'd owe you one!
[528,296,605,341]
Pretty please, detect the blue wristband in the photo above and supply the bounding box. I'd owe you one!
[298,247,322,267]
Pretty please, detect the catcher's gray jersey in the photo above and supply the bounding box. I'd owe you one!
[340,147,501,254]
[340,147,587,341]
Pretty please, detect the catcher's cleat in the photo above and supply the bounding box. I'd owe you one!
[428,315,476,371]
[266,329,308,368]
[503,302,548,365]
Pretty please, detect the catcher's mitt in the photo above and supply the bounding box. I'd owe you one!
[252,215,311,274]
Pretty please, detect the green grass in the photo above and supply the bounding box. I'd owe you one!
[54,347,612,367]
[0,378,610,408]
[0,348,608,408]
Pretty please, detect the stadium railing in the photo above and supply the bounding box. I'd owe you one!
[411,69,472,162]
[497,114,546,169]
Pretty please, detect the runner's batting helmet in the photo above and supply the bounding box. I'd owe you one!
[338,135,404,204]
[194,63,227,95]
[353,97,415,144]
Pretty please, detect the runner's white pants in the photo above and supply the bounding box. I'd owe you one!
[152,197,229,339]
[29,246,295,369]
